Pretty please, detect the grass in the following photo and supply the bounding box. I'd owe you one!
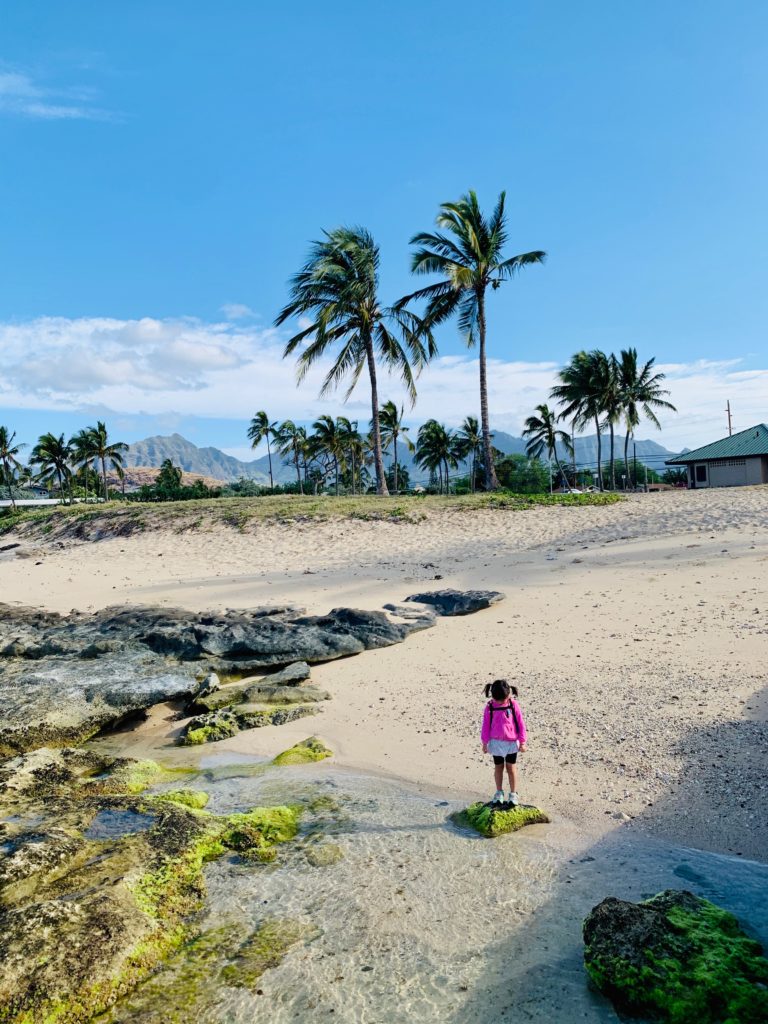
[0,491,622,542]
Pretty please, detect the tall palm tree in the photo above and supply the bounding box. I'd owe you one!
[402,190,545,490]
[274,420,307,492]
[600,355,622,490]
[247,411,278,489]
[81,421,128,500]
[70,428,97,501]
[30,433,73,503]
[617,348,677,488]
[550,350,611,490]
[276,226,436,496]
[416,420,460,494]
[455,416,483,492]
[377,401,413,494]
[0,427,25,510]
[522,404,574,491]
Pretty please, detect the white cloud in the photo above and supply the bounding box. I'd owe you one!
[0,314,765,451]
[0,69,109,120]
[220,303,256,320]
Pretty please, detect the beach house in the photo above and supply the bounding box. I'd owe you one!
[666,423,768,489]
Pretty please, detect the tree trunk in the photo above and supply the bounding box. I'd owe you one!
[101,458,108,500]
[594,416,603,490]
[294,449,302,492]
[351,449,356,495]
[56,468,64,505]
[393,433,398,493]
[477,289,499,491]
[365,336,389,496]
[609,422,616,490]
[3,459,16,510]
[266,436,273,490]
[624,433,631,489]
[553,450,565,490]
[444,459,450,494]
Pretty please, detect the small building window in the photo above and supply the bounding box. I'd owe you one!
[695,465,708,483]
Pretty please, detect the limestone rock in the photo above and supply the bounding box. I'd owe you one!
[263,661,311,686]
[454,801,549,837]
[583,890,768,1022]
[180,710,239,746]
[404,588,505,616]
[243,683,330,704]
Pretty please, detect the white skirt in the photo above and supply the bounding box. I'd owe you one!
[487,740,519,757]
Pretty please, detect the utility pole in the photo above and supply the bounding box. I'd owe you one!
[725,400,733,436]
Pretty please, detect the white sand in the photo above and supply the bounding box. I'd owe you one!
[3,487,767,860]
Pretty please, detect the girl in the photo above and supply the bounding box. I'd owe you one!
[480,679,528,805]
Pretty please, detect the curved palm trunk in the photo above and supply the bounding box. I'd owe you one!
[594,416,603,490]
[101,458,109,500]
[393,433,399,493]
[3,459,16,510]
[293,447,303,493]
[365,337,389,496]
[608,423,616,490]
[444,459,450,494]
[266,437,274,490]
[56,467,65,505]
[477,289,499,491]
[623,432,631,489]
[552,446,565,490]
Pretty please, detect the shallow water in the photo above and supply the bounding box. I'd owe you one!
[100,756,768,1024]
[85,808,156,840]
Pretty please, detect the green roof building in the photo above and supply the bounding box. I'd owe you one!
[666,423,768,488]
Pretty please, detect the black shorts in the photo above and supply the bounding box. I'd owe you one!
[492,752,518,765]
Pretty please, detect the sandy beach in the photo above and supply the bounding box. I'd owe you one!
[3,487,767,861]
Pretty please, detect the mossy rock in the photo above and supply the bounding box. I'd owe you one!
[273,736,333,766]
[305,842,344,867]
[151,788,210,810]
[0,752,303,1024]
[583,889,768,1023]
[180,710,239,746]
[453,801,549,837]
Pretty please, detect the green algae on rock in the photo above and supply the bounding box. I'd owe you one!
[273,736,333,766]
[453,801,549,837]
[150,788,210,810]
[0,752,303,1024]
[220,918,317,988]
[583,889,768,1024]
[179,704,316,745]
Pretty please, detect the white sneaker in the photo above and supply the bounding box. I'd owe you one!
[492,790,505,804]
[508,791,520,806]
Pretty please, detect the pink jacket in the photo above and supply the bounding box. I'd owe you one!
[480,699,527,745]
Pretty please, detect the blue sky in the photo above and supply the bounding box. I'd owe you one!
[1,1,766,457]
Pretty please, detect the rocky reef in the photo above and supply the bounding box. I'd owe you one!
[0,746,302,1024]
[454,801,549,837]
[583,889,768,1023]
[0,598,449,754]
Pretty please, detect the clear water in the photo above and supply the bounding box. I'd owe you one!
[84,808,156,841]
[102,758,768,1024]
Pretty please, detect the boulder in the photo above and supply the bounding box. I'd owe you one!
[454,801,549,837]
[272,736,333,766]
[583,890,768,1022]
[234,704,316,730]
[196,671,220,698]
[404,589,505,616]
[263,661,311,686]
[180,710,239,746]
[243,684,330,704]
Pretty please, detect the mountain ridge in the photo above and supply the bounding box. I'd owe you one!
[125,431,678,484]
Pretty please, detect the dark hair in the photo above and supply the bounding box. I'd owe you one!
[484,678,518,701]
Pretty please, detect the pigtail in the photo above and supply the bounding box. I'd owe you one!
[510,685,519,698]
[483,683,493,698]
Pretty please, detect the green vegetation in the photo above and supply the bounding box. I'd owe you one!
[584,891,768,1023]
[0,490,622,540]
[151,789,210,810]
[272,736,333,766]
[454,801,550,837]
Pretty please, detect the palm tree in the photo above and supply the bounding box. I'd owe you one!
[311,415,346,495]
[600,355,623,490]
[416,420,460,494]
[377,401,413,494]
[247,411,278,489]
[455,416,483,492]
[402,190,545,490]
[522,404,574,491]
[81,421,128,500]
[274,420,307,492]
[70,428,97,501]
[550,350,611,490]
[276,226,436,496]
[30,433,73,503]
[0,427,25,510]
[617,348,676,488]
